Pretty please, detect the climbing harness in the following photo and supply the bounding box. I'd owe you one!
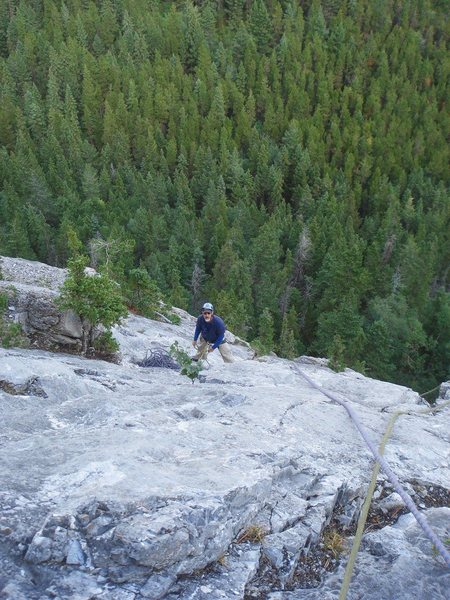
[292,364,450,569]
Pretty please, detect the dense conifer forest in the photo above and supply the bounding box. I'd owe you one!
[0,0,448,391]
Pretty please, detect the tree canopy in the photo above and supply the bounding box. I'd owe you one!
[0,0,448,392]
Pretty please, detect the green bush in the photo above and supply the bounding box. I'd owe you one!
[0,292,28,349]
[0,292,7,313]
[125,267,181,325]
[126,267,161,317]
[57,255,127,355]
[329,334,346,372]
[166,312,181,325]
[251,338,272,357]
[93,330,120,355]
[0,322,28,349]
[170,341,202,383]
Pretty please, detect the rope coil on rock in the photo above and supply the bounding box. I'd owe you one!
[137,348,180,370]
[292,364,450,569]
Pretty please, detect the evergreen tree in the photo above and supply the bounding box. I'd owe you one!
[315,293,366,368]
[6,210,34,259]
[190,243,206,314]
[249,0,272,53]
[364,294,430,387]
[250,215,283,316]
[279,307,300,359]
[57,253,127,355]
[253,307,275,355]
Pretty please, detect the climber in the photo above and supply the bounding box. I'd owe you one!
[192,302,234,363]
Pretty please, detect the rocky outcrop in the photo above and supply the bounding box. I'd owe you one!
[0,256,83,350]
[0,257,248,354]
[0,256,67,289]
[266,507,450,600]
[0,258,449,599]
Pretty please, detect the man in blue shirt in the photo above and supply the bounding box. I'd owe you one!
[192,302,234,363]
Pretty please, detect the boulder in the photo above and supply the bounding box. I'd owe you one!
[0,256,84,350]
[0,280,83,349]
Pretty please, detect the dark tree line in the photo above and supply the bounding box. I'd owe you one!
[0,0,448,391]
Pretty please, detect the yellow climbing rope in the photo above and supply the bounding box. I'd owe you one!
[339,399,450,600]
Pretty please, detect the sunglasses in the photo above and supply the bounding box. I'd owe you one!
[202,311,212,316]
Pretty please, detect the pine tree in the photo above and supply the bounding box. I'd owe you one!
[81,63,101,145]
[201,178,229,272]
[279,307,300,359]
[126,266,161,318]
[254,307,275,355]
[6,210,34,259]
[57,253,127,355]
[26,206,52,262]
[314,219,368,315]
[364,294,430,387]
[190,243,206,314]
[314,293,366,368]
[306,0,328,39]
[250,215,283,316]
[249,0,272,53]
[182,1,203,72]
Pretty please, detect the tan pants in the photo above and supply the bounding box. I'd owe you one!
[194,336,234,363]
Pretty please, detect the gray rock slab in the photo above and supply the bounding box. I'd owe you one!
[269,493,308,534]
[268,508,450,600]
[0,256,67,290]
[376,492,406,514]
[140,573,177,599]
[168,545,261,599]
[263,522,312,584]
[1,258,449,598]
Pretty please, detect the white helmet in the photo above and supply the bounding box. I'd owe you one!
[202,302,214,312]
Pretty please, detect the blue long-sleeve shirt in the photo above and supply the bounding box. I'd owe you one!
[194,315,226,350]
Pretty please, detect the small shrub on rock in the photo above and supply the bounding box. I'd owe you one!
[93,331,120,355]
[169,341,202,383]
[329,334,346,372]
[0,292,28,349]
[126,267,161,317]
[236,525,267,544]
[57,255,127,355]
[322,528,346,560]
[0,321,28,349]
[126,267,181,325]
